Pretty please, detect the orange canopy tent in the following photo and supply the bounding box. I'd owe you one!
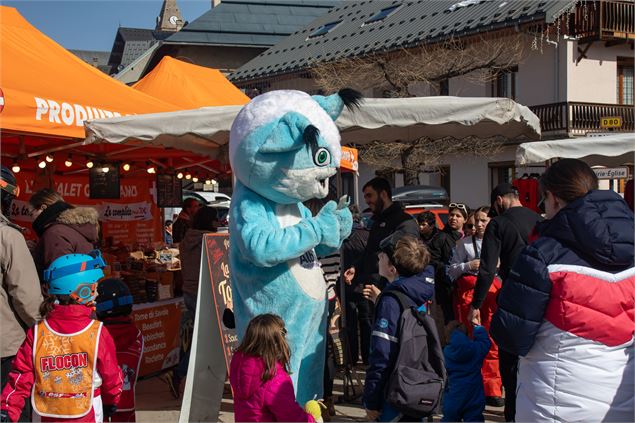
[0,6,179,141]
[0,6,230,178]
[133,56,249,108]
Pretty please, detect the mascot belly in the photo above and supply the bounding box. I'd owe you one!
[229,89,361,403]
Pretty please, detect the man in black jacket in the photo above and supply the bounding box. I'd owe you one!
[468,183,542,421]
[343,177,418,364]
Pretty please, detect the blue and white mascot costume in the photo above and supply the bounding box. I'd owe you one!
[229,89,361,403]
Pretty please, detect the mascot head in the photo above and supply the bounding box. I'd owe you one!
[229,89,362,204]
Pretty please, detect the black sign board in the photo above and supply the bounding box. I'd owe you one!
[89,166,120,199]
[156,173,182,208]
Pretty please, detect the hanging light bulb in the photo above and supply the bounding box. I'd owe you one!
[101,165,110,173]
[122,163,131,172]
[177,172,184,179]
[64,155,73,167]
[211,179,217,185]
[11,162,20,173]
[146,162,156,174]
[86,160,94,169]
[45,154,54,163]
[38,159,47,169]
[185,173,192,180]
[192,176,199,183]
[205,179,212,185]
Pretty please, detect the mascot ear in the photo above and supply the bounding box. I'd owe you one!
[312,88,363,121]
[259,112,313,154]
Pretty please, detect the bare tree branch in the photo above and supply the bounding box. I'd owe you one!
[311,33,527,183]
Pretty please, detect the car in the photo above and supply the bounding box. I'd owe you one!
[404,206,448,229]
[194,191,231,204]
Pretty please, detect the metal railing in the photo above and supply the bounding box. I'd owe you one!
[530,102,635,134]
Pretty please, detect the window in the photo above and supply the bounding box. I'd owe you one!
[438,79,449,96]
[617,57,634,105]
[489,161,515,190]
[491,67,517,99]
[307,21,341,39]
[363,5,401,25]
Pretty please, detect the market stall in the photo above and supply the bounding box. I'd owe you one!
[0,6,231,377]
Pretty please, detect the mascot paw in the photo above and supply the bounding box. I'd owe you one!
[335,206,353,242]
[315,201,340,248]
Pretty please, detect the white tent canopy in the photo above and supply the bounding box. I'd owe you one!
[516,133,635,166]
[84,96,540,159]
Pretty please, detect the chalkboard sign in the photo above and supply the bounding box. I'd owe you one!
[181,232,235,422]
[156,174,182,208]
[89,166,120,199]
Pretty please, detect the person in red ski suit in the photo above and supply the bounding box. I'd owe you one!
[447,206,503,407]
[96,279,143,423]
[1,251,122,423]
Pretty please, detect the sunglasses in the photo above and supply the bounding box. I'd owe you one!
[449,203,468,213]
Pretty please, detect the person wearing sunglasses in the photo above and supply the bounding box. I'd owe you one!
[428,202,468,338]
[447,206,504,407]
[463,213,476,238]
[0,166,43,423]
[490,159,634,422]
[468,182,542,422]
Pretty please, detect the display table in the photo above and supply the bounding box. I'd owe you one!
[132,297,183,378]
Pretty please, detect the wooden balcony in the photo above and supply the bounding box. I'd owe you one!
[569,1,635,43]
[529,102,635,135]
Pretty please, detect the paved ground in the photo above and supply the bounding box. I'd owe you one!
[135,368,505,422]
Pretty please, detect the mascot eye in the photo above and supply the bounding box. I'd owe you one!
[313,148,330,167]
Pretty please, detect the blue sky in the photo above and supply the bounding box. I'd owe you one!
[3,1,211,51]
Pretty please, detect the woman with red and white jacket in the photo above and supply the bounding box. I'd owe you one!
[491,159,634,421]
[1,251,122,423]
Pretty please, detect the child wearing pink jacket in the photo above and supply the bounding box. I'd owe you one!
[229,314,317,423]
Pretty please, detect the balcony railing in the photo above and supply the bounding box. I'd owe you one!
[530,102,635,134]
[570,1,635,42]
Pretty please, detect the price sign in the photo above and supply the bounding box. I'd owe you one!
[600,116,622,128]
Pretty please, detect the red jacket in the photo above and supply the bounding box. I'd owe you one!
[1,305,123,422]
[229,351,314,423]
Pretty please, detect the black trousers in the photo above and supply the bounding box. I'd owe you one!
[499,349,518,422]
[1,356,31,422]
[344,285,374,365]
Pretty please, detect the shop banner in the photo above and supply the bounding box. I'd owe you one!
[132,298,183,377]
[180,233,233,423]
[11,172,162,247]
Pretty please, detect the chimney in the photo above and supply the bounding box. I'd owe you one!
[212,0,221,8]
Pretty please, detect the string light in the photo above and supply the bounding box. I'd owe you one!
[11,162,20,173]
[211,179,217,185]
[185,173,192,180]
[45,154,54,163]
[146,162,156,174]
[176,172,184,179]
[38,159,47,169]
[64,155,73,167]
[101,165,110,173]
[205,179,212,185]
[122,163,131,172]
[86,160,94,169]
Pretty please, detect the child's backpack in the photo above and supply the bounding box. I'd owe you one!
[382,290,447,417]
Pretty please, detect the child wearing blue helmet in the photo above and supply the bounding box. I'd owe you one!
[0,251,122,423]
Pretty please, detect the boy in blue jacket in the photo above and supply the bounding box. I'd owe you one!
[362,232,435,421]
[442,322,491,422]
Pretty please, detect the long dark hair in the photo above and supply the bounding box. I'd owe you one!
[540,159,598,203]
[236,314,291,382]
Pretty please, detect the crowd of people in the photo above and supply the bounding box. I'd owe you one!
[1,157,633,422]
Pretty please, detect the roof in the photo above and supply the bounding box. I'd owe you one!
[231,0,578,82]
[165,0,340,47]
[116,27,173,42]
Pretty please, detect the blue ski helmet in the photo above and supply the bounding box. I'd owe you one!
[44,250,106,302]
